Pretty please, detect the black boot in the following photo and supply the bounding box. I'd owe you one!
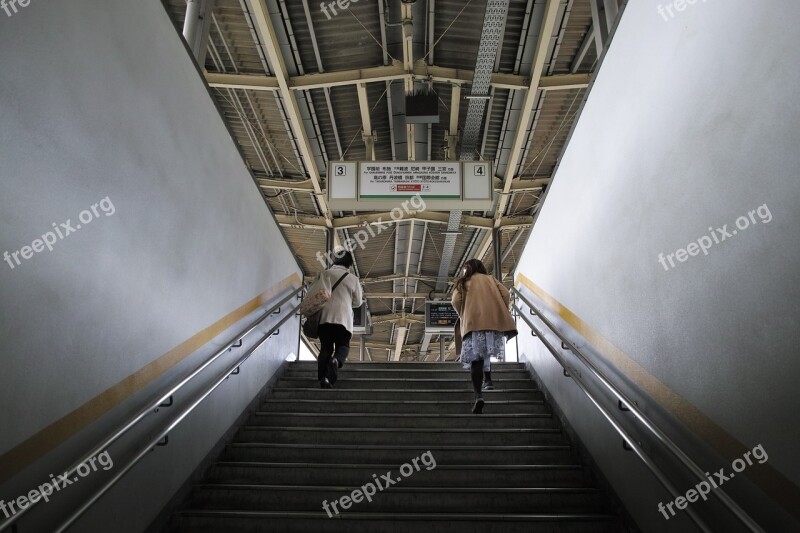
[328,356,339,386]
[470,361,485,414]
[482,370,494,390]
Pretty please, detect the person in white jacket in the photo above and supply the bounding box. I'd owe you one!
[314,250,363,388]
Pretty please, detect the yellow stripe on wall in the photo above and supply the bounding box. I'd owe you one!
[0,273,301,485]
[516,272,800,519]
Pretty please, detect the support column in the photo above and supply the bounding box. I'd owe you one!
[182,0,215,65]
[446,85,461,160]
[493,228,503,281]
[603,0,619,31]
[360,335,366,362]
[357,83,376,160]
[327,227,336,266]
[589,0,609,56]
[439,336,445,362]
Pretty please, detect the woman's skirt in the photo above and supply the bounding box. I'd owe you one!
[460,330,506,371]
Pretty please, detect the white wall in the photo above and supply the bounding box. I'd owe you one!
[515,0,800,531]
[0,0,302,531]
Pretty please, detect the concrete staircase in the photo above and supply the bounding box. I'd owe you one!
[170,361,626,532]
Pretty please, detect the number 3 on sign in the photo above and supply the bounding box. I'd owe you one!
[334,164,347,176]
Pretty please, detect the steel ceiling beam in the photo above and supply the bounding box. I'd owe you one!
[302,275,440,287]
[391,326,407,361]
[435,0,511,293]
[363,274,439,285]
[446,84,461,160]
[183,0,216,65]
[357,83,376,160]
[498,177,551,191]
[256,178,550,194]
[246,0,333,229]
[257,178,315,191]
[366,342,424,350]
[539,73,591,90]
[274,212,533,230]
[589,0,609,56]
[366,292,429,299]
[402,0,417,162]
[474,0,563,265]
[571,23,595,73]
[204,68,589,93]
[370,313,425,324]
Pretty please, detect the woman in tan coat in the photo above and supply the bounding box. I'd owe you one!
[452,259,518,414]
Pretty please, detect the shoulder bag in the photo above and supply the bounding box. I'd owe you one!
[302,272,349,339]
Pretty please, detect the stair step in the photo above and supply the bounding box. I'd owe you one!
[259,399,549,414]
[168,361,624,531]
[276,378,538,390]
[288,362,528,371]
[205,462,587,487]
[173,511,624,533]
[250,412,556,429]
[221,444,575,465]
[269,389,543,401]
[283,369,533,380]
[189,484,607,513]
[235,426,565,446]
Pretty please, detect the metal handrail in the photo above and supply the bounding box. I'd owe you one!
[54,304,299,533]
[511,287,764,533]
[0,287,302,532]
[512,304,710,532]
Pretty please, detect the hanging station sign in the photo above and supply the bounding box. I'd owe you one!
[360,162,461,199]
[328,160,493,210]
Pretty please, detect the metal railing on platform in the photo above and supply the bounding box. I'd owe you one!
[0,286,303,533]
[511,286,763,533]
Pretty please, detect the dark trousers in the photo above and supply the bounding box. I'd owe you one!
[317,323,352,384]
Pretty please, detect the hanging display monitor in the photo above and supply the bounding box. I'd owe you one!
[352,303,371,335]
[425,301,460,334]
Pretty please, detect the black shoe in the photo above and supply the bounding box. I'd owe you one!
[320,379,332,389]
[472,397,485,414]
[482,380,494,390]
[329,358,339,383]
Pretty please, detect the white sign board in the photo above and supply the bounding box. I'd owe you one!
[463,161,492,200]
[327,161,494,210]
[360,162,461,199]
[329,161,358,199]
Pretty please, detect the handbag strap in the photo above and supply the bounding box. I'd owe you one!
[458,280,467,316]
[330,271,349,292]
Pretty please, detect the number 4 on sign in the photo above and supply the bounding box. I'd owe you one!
[475,165,485,176]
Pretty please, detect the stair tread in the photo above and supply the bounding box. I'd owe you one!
[242,426,561,432]
[255,412,551,418]
[271,388,539,391]
[280,378,534,382]
[194,483,598,493]
[284,368,528,372]
[177,510,618,520]
[169,361,623,530]
[228,443,570,450]
[266,399,542,404]
[213,462,582,469]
